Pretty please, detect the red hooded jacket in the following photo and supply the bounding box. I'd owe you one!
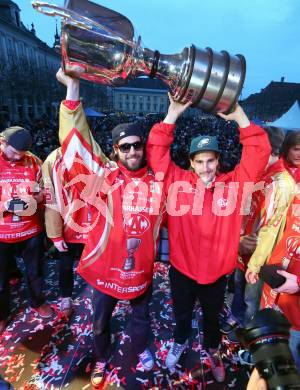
[59,101,164,300]
[147,121,271,284]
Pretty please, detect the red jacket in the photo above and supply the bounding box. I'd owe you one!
[0,149,43,243]
[147,121,271,284]
[59,101,164,300]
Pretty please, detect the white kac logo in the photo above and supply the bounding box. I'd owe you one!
[217,198,228,208]
[197,138,210,148]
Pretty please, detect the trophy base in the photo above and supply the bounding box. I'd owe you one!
[123,258,135,271]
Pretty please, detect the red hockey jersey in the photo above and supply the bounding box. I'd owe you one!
[59,101,164,300]
[0,148,43,243]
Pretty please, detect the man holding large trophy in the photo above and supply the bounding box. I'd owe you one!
[32,0,271,387]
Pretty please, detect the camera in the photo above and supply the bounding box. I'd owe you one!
[7,197,28,212]
[236,308,300,390]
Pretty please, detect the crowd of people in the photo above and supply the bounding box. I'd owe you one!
[0,107,241,172]
[0,66,299,390]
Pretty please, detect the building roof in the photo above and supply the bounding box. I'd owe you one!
[241,81,300,121]
[0,7,59,57]
[244,81,300,104]
[0,0,19,8]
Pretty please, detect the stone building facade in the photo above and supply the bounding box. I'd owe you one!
[112,78,169,115]
[0,0,61,124]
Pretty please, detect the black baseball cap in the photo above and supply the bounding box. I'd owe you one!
[1,126,32,151]
[189,135,220,156]
[112,123,143,145]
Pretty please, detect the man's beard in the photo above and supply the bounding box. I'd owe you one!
[122,155,146,171]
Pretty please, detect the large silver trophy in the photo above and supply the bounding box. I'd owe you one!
[32,0,246,113]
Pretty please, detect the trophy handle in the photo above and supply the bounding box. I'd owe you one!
[32,1,92,30]
[32,1,73,18]
[31,1,135,46]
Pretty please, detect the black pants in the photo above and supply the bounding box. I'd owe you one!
[92,286,152,362]
[0,233,45,321]
[58,243,84,297]
[169,265,227,349]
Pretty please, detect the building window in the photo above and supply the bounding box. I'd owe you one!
[0,35,7,62]
[15,11,20,27]
[139,103,143,110]
[6,38,14,58]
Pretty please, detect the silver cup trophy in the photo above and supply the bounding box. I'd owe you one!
[32,0,246,113]
[123,238,141,271]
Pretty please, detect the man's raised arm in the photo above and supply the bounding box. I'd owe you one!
[146,93,191,184]
[56,67,114,181]
[219,105,271,184]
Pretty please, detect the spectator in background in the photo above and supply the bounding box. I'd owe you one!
[281,130,300,182]
[222,127,295,338]
[263,211,300,372]
[0,127,53,335]
[42,147,88,317]
[259,130,300,371]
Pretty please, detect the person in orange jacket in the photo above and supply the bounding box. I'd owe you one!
[260,130,300,371]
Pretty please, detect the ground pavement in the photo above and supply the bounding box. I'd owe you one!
[0,258,252,389]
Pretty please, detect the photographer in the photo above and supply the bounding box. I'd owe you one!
[0,127,53,335]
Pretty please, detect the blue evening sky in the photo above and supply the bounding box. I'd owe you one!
[15,0,300,99]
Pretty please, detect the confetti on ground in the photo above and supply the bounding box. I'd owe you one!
[0,258,251,389]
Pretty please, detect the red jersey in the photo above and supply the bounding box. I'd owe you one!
[0,148,43,243]
[261,158,300,330]
[147,121,271,284]
[59,101,164,300]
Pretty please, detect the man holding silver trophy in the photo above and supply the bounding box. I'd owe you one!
[147,96,271,381]
[56,66,165,388]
